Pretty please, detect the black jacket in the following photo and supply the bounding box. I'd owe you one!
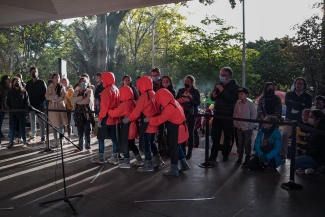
[94,83,104,101]
[176,87,200,114]
[285,91,312,122]
[6,88,30,117]
[26,79,47,110]
[306,124,325,165]
[210,79,240,116]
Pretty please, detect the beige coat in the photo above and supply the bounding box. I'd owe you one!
[70,88,94,110]
[45,84,68,127]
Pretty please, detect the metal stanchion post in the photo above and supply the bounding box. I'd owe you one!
[199,112,215,168]
[39,107,53,154]
[281,120,303,190]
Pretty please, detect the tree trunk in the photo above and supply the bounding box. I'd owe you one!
[106,10,129,71]
[96,14,107,72]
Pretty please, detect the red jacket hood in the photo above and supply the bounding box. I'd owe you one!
[102,72,115,87]
[136,76,153,94]
[154,88,174,107]
[120,86,134,102]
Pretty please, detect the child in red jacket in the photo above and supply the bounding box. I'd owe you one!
[146,88,190,176]
[108,86,144,168]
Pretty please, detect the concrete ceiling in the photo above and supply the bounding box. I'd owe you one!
[0,0,184,28]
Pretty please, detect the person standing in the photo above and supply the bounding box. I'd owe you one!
[61,77,74,139]
[6,77,30,148]
[94,73,104,116]
[257,82,282,124]
[25,67,47,143]
[45,74,68,147]
[209,67,240,162]
[281,77,312,161]
[0,75,11,139]
[233,87,257,166]
[96,72,120,163]
[122,75,139,101]
[151,68,162,92]
[70,77,94,153]
[176,75,200,160]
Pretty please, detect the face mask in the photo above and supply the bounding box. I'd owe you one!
[31,72,38,79]
[80,82,87,89]
[184,83,190,89]
[162,83,170,88]
[308,118,316,126]
[267,89,275,96]
[220,76,227,83]
[152,77,160,82]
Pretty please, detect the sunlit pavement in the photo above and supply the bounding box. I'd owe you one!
[1,118,325,217]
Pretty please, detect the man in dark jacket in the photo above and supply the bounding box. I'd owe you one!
[281,77,312,160]
[209,67,240,162]
[25,67,47,143]
[94,72,104,117]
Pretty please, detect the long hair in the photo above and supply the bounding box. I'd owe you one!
[11,77,25,92]
[51,73,62,96]
[185,75,197,89]
[311,109,325,128]
[122,75,134,88]
[159,75,175,90]
[262,82,274,97]
[1,75,9,90]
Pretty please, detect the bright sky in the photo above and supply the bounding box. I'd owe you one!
[181,0,322,42]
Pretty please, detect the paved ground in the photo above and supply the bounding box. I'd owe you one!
[1,118,325,217]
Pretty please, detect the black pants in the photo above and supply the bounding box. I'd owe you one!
[247,155,276,171]
[181,115,195,156]
[210,117,234,159]
[66,110,72,136]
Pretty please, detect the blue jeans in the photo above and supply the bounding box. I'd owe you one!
[296,155,318,169]
[53,126,65,140]
[9,114,27,144]
[98,139,105,153]
[77,120,91,150]
[144,133,158,160]
[171,145,185,165]
[0,112,5,133]
[107,125,119,153]
[29,111,45,138]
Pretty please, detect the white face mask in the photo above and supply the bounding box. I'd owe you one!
[308,118,316,126]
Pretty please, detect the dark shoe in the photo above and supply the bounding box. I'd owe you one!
[235,159,242,165]
[118,153,124,160]
[6,143,14,149]
[263,166,275,173]
[209,156,217,162]
[223,156,229,162]
[186,152,192,160]
[179,159,191,172]
[242,159,249,167]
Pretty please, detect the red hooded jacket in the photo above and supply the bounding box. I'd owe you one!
[149,88,189,143]
[108,86,138,139]
[128,76,158,133]
[98,72,120,125]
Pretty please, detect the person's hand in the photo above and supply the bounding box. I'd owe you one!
[216,84,224,93]
[177,98,185,104]
[97,120,102,128]
[261,154,269,163]
[144,117,150,123]
[212,91,217,98]
[122,117,130,124]
[296,135,301,141]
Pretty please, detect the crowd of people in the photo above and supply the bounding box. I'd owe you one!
[0,66,325,177]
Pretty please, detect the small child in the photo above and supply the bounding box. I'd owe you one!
[311,95,325,113]
[233,87,257,166]
[296,109,313,156]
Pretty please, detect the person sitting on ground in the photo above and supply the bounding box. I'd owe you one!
[295,109,325,175]
[233,87,257,166]
[247,115,282,173]
[311,95,325,114]
[296,109,313,156]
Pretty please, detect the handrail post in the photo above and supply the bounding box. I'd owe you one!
[281,121,303,190]
[199,112,215,168]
